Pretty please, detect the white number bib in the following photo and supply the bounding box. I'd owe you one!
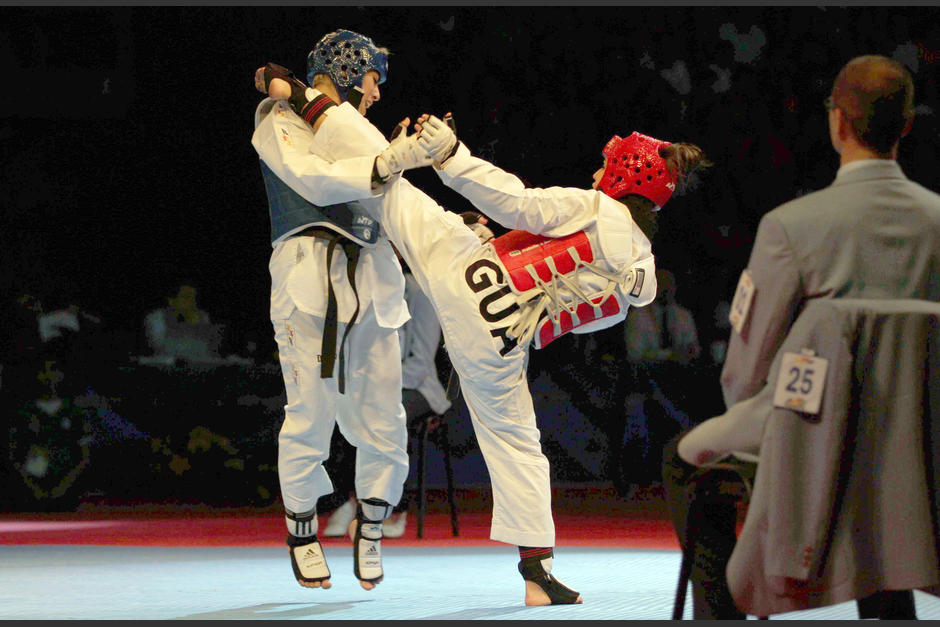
[773,349,829,415]
[729,269,755,335]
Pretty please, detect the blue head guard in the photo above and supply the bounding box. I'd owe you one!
[306,29,388,102]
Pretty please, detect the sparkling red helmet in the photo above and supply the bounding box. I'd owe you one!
[598,132,676,209]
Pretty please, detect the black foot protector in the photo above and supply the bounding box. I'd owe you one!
[518,548,582,605]
[287,533,331,586]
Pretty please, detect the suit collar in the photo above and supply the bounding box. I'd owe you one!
[832,159,906,187]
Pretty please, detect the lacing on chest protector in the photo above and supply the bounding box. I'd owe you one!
[506,246,634,348]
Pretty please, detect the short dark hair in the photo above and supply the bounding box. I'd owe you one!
[831,55,915,154]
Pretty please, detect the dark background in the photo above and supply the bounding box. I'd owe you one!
[2,5,940,506]
[2,6,938,351]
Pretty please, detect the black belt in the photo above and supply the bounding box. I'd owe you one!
[298,227,361,394]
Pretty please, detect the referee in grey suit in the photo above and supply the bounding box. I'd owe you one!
[663,54,940,620]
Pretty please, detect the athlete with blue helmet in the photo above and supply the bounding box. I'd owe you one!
[250,29,432,594]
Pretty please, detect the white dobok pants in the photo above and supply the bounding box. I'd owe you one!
[271,237,409,517]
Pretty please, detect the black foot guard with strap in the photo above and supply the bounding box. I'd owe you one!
[351,499,389,586]
[518,548,582,605]
[287,533,331,586]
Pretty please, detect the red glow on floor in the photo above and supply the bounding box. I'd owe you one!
[0,487,684,550]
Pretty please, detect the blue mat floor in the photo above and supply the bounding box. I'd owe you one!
[2,544,939,620]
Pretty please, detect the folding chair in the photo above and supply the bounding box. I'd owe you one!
[672,453,760,620]
[413,410,459,538]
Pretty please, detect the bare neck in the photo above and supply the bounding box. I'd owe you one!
[314,80,342,105]
[839,138,898,167]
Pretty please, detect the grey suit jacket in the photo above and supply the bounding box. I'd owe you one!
[721,160,940,410]
[725,298,940,616]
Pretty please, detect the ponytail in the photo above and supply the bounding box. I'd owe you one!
[659,143,712,194]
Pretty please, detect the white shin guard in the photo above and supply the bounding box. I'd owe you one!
[352,499,390,584]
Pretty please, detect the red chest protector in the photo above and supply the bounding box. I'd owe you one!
[491,229,623,349]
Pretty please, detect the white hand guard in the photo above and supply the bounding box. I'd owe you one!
[375,122,434,183]
[417,115,458,166]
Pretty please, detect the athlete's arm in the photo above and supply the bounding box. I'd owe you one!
[431,139,600,238]
[252,99,381,207]
[256,64,432,192]
[413,113,598,235]
[719,213,802,407]
[677,389,767,466]
[254,64,333,132]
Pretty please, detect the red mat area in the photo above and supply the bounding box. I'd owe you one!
[0,486,683,550]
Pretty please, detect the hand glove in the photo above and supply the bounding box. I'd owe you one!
[417,114,459,166]
[374,119,434,183]
[460,211,494,243]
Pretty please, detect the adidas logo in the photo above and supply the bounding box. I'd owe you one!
[297,545,325,570]
[365,545,379,556]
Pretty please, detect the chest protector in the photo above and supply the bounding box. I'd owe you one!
[261,161,381,394]
[261,160,379,247]
[491,229,625,349]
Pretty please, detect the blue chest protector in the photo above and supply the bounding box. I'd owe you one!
[260,160,379,246]
[260,160,380,393]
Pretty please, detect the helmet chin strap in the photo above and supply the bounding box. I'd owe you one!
[345,86,364,109]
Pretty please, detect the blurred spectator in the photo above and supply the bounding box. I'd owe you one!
[5,357,92,510]
[4,293,44,382]
[708,299,732,366]
[625,269,701,366]
[718,21,767,65]
[3,289,108,395]
[661,59,692,97]
[889,15,918,73]
[6,351,148,510]
[142,283,224,365]
[617,269,700,495]
[1,288,152,510]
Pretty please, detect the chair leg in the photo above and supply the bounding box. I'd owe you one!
[857,590,917,620]
[416,417,429,539]
[439,421,459,536]
[673,520,698,620]
[673,547,693,620]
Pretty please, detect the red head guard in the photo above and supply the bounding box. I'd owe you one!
[598,132,676,209]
